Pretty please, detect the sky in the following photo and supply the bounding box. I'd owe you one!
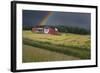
[23,10,91,30]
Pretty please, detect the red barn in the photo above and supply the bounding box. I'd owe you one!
[44,27,58,35]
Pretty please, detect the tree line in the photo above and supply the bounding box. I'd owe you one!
[48,25,90,35]
[23,25,90,35]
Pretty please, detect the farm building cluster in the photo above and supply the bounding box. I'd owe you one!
[32,26,59,35]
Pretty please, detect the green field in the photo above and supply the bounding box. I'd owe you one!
[22,30,91,63]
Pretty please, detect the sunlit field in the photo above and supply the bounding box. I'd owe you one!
[22,30,91,63]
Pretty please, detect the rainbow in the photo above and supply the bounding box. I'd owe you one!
[38,12,53,26]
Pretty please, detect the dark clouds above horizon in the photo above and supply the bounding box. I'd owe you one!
[23,10,91,30]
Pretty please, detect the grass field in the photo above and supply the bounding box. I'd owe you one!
[22,30,91,63]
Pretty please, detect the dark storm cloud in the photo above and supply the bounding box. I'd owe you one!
[45,12,91,30]
[23,10,91,30]
[23,10,50,27]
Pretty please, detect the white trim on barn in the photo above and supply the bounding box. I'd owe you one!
[44,28,49,34]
